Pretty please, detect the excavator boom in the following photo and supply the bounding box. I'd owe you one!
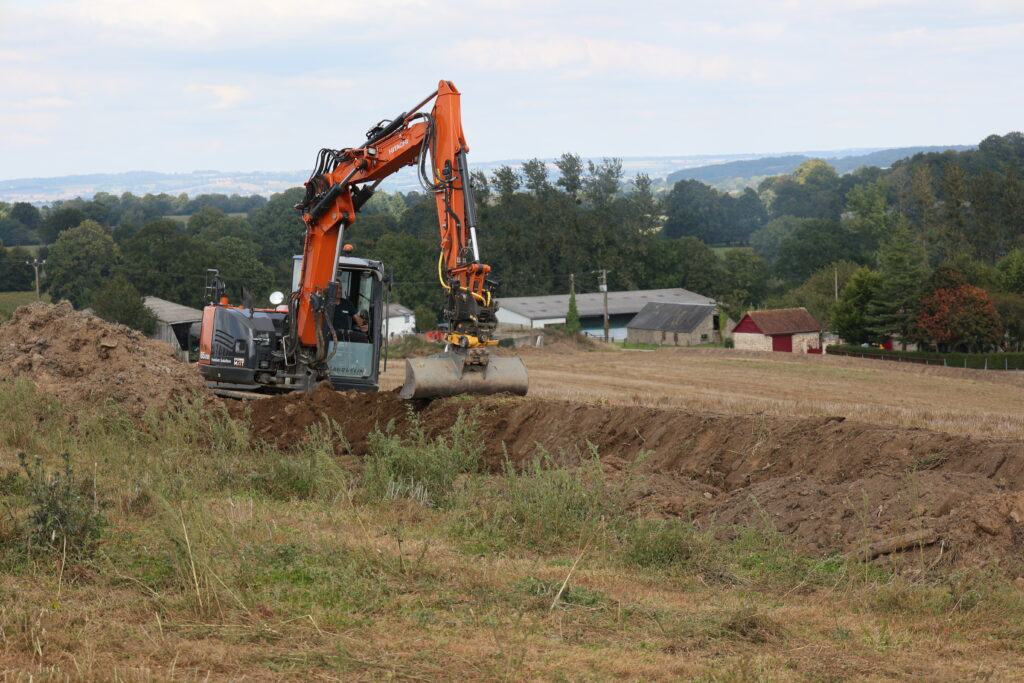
[293,80,528,399]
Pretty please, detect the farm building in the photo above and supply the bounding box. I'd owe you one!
[496,288,716,341]
[733,307,821,353]
[626,302,734,346]
[143,296,203,361]
[385,303,416,337]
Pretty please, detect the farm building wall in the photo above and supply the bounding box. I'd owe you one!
[792,332,820,353]
[733,332,773,352]
[627,314,718,346]
[149,321,192,362]
[733,331,820,353]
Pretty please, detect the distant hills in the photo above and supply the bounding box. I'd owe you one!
[0,145,974,203]
[666,145,975,190]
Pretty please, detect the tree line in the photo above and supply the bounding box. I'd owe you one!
[0,132,1022,350]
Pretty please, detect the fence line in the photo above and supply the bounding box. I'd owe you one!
[827,349,946,366]
[826,348,1024,371]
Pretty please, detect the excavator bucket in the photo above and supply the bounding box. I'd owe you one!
[400,351,529,400]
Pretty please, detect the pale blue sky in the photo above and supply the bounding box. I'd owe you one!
[1,0,1022,179]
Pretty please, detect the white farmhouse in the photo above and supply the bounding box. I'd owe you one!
[385,303,416,337]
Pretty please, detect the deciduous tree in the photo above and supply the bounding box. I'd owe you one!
[46,220,119,308]
[916,284,1002,352]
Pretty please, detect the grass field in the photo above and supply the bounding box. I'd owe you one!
[0,291,46,321]
[2,380,1024,680]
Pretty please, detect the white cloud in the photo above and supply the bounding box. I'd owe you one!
[447,36,755,81]
[52,0,426,48]
[14,97,74,110]
[0,133,49,147]
[884,23,1024,50]
[184,85,248,110]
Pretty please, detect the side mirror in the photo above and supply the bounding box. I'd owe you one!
[269,291,285,306]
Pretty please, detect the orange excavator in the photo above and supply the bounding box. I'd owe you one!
[198,81,528,399]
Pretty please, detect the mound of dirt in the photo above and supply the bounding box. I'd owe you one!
[243,382,411,454]
[0,301,208,415]
[239,387,1024,568]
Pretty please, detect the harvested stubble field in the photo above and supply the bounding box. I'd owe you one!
[384,339,1024,439]
[3,304,1024,681]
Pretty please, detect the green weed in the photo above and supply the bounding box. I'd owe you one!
[511,576,606,610]
[621,518,714,570]
[16,451,106,557]
[362,409,482,508]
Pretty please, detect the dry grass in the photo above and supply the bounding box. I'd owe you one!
[380,345,1024,439]
[2,381,1024,680]
[3,493,1024,680]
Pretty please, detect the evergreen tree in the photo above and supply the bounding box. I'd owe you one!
[566,288,581,335]
[830,267,881,344]
[996,248,1024,294]
[867,220,931,349]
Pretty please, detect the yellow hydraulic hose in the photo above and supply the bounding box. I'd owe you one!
[437,252,490,306]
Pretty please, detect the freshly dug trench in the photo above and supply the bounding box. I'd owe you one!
[238,385,1024,568]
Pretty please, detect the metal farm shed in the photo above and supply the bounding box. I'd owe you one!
[143,296,203,361]
[626,302,734,346]
[495,288,716,341]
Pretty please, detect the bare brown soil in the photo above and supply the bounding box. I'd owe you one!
[4,303,1023,569]
[0,301,208,415]
[245,382,1024,569]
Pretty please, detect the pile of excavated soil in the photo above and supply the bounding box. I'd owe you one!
[0,301,208,415]
[241,387,1024,569]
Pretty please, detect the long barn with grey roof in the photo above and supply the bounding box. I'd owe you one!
[496,288,715,340]
[626,302,735,346]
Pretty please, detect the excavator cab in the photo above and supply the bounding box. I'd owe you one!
[318,257,387,391]
[197,257,387,395]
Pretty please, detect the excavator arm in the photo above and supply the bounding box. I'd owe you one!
[291,80,527,399]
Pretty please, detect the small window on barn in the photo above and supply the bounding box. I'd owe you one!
[404,314,410,323]
[712,314,720,331]
[701,333,708,341]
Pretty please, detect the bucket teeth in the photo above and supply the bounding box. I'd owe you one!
[400,351,528,400]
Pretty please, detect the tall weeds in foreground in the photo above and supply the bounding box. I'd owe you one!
[362,408,482,507]
[451,445,648,552]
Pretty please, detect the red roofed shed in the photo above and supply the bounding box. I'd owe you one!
[732,308,821,353]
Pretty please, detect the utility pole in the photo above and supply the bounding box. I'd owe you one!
[834,266,839,302]
[25,258,45,300]
[594,269,610,342]
[569,273,575,295]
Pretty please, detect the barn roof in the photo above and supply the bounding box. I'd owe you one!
[143,296,203,325]
[499,288,714,320]
[740,308,820,335]
[626,302,716,333]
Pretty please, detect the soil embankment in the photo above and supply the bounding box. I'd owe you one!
[246,385,1024,567]
[0,301,208,415]
[3,303,1022,568]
